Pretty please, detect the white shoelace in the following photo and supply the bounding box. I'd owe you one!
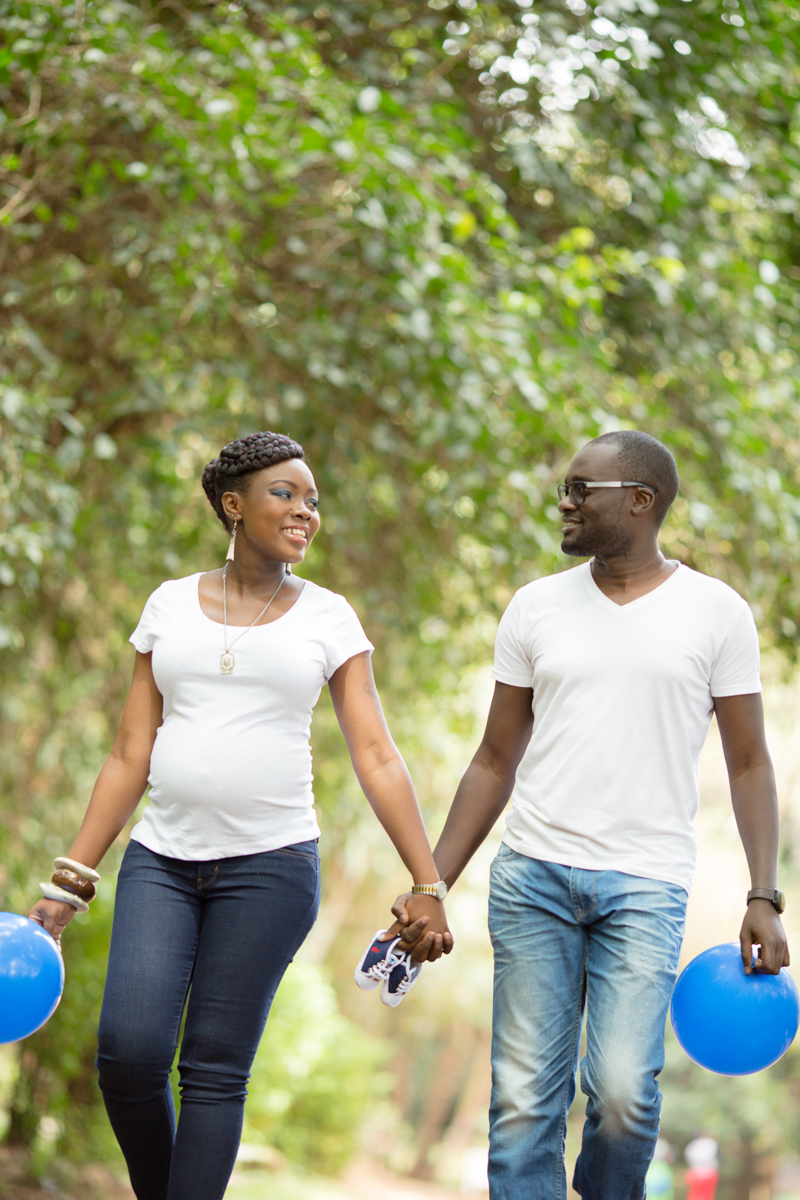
[390,961,421,995]
[370,942,406,979]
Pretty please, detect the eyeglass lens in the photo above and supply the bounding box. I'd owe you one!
[558,482,587,505]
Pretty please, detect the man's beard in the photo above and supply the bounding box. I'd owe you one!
[561,524,633,558]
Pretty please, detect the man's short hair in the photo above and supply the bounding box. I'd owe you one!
[590,431,679,527]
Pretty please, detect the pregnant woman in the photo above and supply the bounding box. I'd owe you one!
[29,430,451,1200]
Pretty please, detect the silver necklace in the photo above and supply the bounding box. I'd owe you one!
[220,563,286,674]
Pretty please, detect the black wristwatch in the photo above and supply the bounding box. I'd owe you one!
[746,887,786,913]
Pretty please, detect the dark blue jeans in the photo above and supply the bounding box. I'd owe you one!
[97,838,320,1200]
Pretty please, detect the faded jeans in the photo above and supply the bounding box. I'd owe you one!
[97,838,320,1200]
[487,847,686,1200]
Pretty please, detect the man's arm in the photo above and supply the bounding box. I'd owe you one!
[434,682,534,887]
[714,692,790,975]
[394,682,533,954]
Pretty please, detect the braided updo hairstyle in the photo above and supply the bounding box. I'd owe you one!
[201,431,305,530]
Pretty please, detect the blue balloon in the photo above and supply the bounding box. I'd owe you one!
[671,942,799,1075]
[0,913,65,1044]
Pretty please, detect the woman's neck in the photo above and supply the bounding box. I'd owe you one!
[225,556,288,594]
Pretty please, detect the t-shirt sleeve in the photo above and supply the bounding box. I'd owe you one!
[710,603,762,697]
[323,595,374,681]
[129,586,163,654]
[492,591,535,687]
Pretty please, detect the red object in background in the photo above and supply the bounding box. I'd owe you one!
[685,1165,719,1200]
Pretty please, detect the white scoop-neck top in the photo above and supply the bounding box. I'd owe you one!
[128,572,373,860]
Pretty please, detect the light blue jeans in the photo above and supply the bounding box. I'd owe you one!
[487,847,687,1200]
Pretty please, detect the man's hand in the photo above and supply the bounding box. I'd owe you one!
[381,893,454,962]
[28,898,75,947]
[740,900,790,974]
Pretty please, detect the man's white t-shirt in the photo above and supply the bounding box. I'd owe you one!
[492,561,761,892]
[128,572,373,860]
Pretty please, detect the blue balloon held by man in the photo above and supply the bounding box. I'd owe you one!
[671,942,799,1076]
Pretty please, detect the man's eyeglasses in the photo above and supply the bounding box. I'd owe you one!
[557,480,656,506]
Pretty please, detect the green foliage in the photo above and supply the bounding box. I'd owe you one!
[243,962,391,1173]
[2,0,799,668]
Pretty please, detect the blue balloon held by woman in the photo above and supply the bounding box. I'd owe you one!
[0,912,65,1044]
[671,942,799,1075]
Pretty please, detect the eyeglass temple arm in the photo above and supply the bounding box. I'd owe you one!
[563,481,655,491]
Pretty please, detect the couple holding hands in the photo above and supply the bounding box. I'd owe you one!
[30,429,788,1200]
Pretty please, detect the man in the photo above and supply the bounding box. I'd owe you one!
[396,431,789,1200]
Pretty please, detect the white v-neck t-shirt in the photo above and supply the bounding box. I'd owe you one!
[128,572,373,860]
[492,561,761,892]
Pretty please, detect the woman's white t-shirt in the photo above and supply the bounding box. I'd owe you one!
[492,561,762,893]
[128,572,373,860]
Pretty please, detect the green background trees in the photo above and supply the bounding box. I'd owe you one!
[1,2,799,1195]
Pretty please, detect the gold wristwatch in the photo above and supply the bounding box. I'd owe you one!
[411,880,448,901]
[746,887,786,913]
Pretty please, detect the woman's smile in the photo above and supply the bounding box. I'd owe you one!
[282,525,309,545]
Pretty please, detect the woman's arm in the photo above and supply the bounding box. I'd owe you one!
[328,651,453,960]
[28,650,163,941]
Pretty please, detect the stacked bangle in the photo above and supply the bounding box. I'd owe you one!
[39,857,101,914]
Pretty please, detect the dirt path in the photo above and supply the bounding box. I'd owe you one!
[228,1158,477,1199]
[0,1148,479,1200]
[340,1161,477,1198]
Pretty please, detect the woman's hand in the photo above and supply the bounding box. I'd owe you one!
[28,898,76,946]
[384,892,454,962]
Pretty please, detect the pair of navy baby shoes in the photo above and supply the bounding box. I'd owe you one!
[354,929,422,1007]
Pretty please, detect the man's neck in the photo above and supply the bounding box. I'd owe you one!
[589,544,677,605]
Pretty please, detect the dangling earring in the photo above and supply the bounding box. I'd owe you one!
[226,518,238,562]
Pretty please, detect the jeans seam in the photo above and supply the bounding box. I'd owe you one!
[275,856,320,974]
[557,940,587,1200]
[277,853,321,961]
[568,866,579,921]
[196,864,219,892]
[304,855,321,928]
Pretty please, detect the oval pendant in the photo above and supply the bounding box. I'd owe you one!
[220,652,235,674]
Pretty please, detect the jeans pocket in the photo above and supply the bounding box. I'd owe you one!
[493,842,518,865]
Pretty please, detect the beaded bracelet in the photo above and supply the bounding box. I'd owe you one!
[53,857,100,883]
[39,857,101,915]
[52,868,96,902]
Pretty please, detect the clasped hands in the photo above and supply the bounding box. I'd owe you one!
[380,891,454,963]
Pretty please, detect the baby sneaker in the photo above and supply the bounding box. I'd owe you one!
[354,930,405,991]
[380,951,423,1008]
